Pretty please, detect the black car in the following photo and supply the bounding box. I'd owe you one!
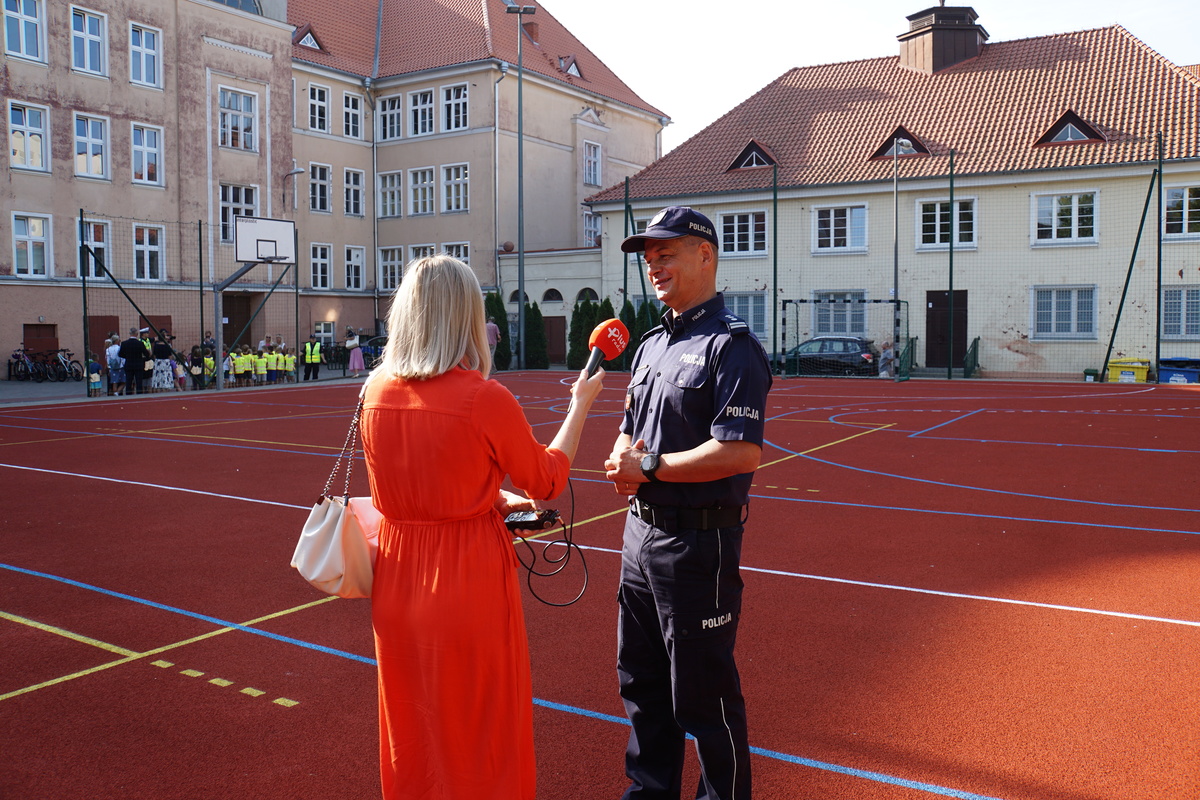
[786,336,880,376]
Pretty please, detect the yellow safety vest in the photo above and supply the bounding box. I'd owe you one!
[304,341,322,363]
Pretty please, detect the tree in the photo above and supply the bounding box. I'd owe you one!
[485,292,512,371]
[618,299,637,371]
[524,301,549,369]
[566,301,588,370]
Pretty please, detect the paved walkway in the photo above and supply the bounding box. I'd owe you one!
[0,372,365,408]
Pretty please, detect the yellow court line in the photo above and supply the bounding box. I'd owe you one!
[759,423,895,470]
[0,611,139,657]
[0,596,338,703]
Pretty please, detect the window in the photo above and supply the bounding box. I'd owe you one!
[725,293,767,341]
[309,163,330,212]
[80,220,108,279]
[442,163,468,213]
[344,169,364,216]
[815,206,867,252]
[310,244,330,289]
[584,141,601,186]
[4,0,43,61]
[1051,124,1088,143]
[12,213,50,277]
[219,184,256,241]
[129,23,159,87]
[1033,286,1096,339]
[74,114,108,178]
[1034,192,1096,244]
[133,224,164,281]
[378,172,402,218]
[343,93,362,139]
[345,246,364,290]
[1165,187,1200,237]
[379,247,404,291]
[131,123,161,184]
[219,88,255,150]
[379,96,402,141]
[410,90,434,136]
[442,84,468,131]
[308,83,328,132]
[71,7,106,76]
[584,212,601,247]
[1163,287,1200,339]
[313,320,334,346]
[409,168,434,215]
[443,242,469,265]
[815,291,867,335]
[722,211,767,255]
[410,244,435,261]
[9,102,47,171]
[542,288,563,303]
[576,288,598,303]
[919,199,975,249]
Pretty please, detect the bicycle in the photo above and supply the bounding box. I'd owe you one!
[49,348,84,382]
[10,347,48,382]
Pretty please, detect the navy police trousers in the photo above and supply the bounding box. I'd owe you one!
[617,511,751,800]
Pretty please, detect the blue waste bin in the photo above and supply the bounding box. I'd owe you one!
[1158,358,1200,384]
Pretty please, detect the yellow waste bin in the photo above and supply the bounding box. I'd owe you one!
[1107,357,1150,383]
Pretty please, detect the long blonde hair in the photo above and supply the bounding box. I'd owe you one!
[370,254,491,381]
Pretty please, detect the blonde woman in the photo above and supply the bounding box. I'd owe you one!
[359,255,604,800]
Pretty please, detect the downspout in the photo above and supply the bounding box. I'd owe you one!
[494,61,509,289]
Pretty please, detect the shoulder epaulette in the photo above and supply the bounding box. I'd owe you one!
[719,311,750,335]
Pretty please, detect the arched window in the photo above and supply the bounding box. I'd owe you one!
[508,290,528,303]
[212,0,262,13]
[576,287,599,302]
[542,289,563,303]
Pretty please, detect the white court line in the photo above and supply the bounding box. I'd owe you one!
[8,461,1197,631]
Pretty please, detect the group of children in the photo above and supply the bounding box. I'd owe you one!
[226,344,298,387]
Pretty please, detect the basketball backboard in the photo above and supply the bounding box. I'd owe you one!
[234,216,296,264]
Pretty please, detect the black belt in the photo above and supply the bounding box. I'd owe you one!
[629,497,744,532]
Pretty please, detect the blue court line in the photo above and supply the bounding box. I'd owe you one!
[907,408,985,438]
[2,561,1006,800]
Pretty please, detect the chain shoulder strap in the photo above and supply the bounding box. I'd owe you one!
[319,399,364,502]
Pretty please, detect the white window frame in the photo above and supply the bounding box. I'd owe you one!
[442,83,468,132]
[12,212,51,278]
[80,219,109,280]
[219,183,256,242]
[443,242,469,265]
[442,163,469,213]
[378,172,402,218]
[1031,285,1097,340]
[343,92,362,139]
[344,169,364,216]
[583,141,601,187]
[70,6,107,77]
[4,0,44,62]
[916,197,976,251]
[345,245,364,290]
[8,100,49,171]
[583,212,601,247]
[309,163,331,213]
[1032,191,1097,246]
[1163,286,1200,340]
[129,22,160,88]
[314,320,334,346]
[219,87,256,151]
[131,122,162,185]
[724,292,767,341]
[814,291,868,335]
[409,89,434,137]
[310,243,331,289]
[73,113,109,179]
[308,82,329,133]
[409,167,434,216]
[721,211,768,256]
[813,205,868,254]
[379,246,404,291]
[410,244,436,262]
[1164,185,1200,240]
[378,95,403,141]
[133,223,165,281]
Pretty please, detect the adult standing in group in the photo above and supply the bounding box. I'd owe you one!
[604,207,772,800]
[485,316,502,363]
[150,331,175,393]
[345,326,364,378]
[359,254,605,799]
[302,333,324,381]
[202,330,217,351]
[118,328,150,395]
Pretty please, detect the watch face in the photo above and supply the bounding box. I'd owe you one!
[641,454,658,473]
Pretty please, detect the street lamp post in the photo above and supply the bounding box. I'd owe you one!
[506,4,536,370]
[892,137,911,380]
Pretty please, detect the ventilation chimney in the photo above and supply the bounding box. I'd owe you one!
[898,4,988,74]
[522,21,539,44]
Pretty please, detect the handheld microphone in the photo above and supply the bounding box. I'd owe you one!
[585,318,630,377]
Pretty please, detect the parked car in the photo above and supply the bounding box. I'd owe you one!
[786,336,880,376]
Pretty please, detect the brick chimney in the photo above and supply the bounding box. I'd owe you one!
[898,4,988,74]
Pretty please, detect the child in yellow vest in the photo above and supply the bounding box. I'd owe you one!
[267,347,280,384]
[284,348,297,382]
[254,350,268,385]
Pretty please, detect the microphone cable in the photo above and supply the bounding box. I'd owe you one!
[512,478,588,607]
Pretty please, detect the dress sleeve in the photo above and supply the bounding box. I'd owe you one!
[475,379,569,500]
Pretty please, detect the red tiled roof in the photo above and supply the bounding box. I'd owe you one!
[286,0,663,117]
[588,26,1200,204]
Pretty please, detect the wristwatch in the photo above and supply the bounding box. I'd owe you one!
[640,453,661,482]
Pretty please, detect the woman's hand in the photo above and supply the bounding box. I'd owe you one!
[495,489,537,516]
[569,367,605,410]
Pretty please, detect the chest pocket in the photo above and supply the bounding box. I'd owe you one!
[662,362,709,391]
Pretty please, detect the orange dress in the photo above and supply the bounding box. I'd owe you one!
[360,368,569,800]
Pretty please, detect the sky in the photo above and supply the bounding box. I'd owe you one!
[544,0,1200,154]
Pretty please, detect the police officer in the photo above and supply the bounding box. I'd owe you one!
[302,333,324,381]
[604,206,772,800]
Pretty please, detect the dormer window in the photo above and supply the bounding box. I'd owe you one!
[293,24,322,51]
[1036,111,1104,146]
[728,140,776,171]
[298,32,319,50]
[869,126,929,160]
[559,56,582,78]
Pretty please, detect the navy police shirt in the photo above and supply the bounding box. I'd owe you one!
[621,293,773,509]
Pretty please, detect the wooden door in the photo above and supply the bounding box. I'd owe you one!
[925,290,968,368]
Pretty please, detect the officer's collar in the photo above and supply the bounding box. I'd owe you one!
[662,293,725,336]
